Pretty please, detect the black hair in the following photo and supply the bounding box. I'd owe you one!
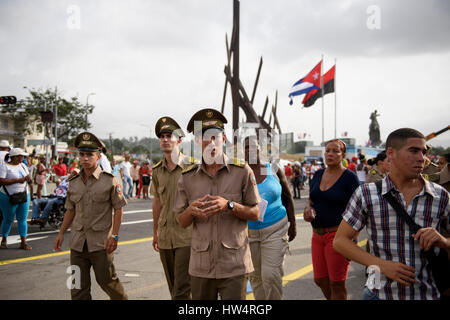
[386,128,425,150]
[368,150,387,166]
[444,153,450,163]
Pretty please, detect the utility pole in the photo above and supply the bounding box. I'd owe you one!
[86,92,95,130]
[53,86,58,159]
[109,132,114,155]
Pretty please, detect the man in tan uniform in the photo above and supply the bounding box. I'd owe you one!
[365,150,389,183]
[174,108,261,300]
[150,116,192,299]
[54,132,128,300]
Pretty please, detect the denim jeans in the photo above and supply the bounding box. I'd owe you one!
[122,176,133,198]
[362,288,380,300]
[32,198,64,220]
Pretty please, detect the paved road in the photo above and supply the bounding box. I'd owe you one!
[0,186,369,300]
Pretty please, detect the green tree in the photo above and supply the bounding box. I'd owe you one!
[0,87,94,141]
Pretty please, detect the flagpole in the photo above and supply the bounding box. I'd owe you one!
[321,54,324,143]
[334,58,337,139]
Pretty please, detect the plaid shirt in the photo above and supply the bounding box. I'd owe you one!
[342,174,449,300]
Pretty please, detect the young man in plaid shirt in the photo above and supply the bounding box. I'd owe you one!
[334,128,449,300]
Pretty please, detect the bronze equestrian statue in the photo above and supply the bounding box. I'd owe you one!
[369,110,381,147]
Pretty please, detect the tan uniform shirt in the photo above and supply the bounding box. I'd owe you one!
[365,165,385,183]
[173,154,260,279]
[65,165,127,253]
[422,161,440,179]
[430,166,450,192]
[150,154,192,249]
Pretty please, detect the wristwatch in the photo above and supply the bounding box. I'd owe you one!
[112,234,119,241]
[227,200,235,211]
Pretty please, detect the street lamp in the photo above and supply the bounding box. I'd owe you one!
[85,92,95,130]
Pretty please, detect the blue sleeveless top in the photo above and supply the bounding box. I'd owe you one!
[248,163,287,230]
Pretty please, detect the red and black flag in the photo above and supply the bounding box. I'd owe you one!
[302,65,335,108]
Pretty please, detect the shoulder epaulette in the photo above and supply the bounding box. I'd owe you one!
[230,158,246,168]
[152,160,162,169]
[102,171,115,177]
[68,173,80,181]
[182,164,198,174]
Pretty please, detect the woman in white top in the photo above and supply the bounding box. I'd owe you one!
[0,148,32,250]
[355,158,368,184]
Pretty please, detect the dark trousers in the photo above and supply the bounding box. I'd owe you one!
[69,242,127,300]
[292,177,301,198]
[159,246,191,299]
[190,275,246,300]
[133,180,140,197]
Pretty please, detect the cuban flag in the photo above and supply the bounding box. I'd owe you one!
[288,61,322,105]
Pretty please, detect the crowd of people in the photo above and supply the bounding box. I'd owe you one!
[0,117,449,301]
[0,139,153,248]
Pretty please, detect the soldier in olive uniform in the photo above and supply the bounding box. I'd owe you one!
[365,150,389,183]
[422,144,440,181]
[430,154,450,260]
[174,108,261,300]
[54,132,128,300]
[150,116,192,300]
[432,154,450,191]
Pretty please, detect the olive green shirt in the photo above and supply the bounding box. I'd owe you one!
[150,154,192,249]
[365,164,385,183]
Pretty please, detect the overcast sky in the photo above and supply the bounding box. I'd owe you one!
[1,0,450,148]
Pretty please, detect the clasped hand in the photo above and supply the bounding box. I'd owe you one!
[188,194,229,219]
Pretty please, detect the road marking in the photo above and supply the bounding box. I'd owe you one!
[1,212,305,266]
[122,219,152,225]
[22,208,151,222]
[6,235,49,245]
[245,238,368,300]
[0,236,153,266]
[126,281,167,296]
[123,209,152,215]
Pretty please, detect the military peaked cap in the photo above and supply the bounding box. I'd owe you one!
[187,108,228,133]
[74,132,103,151]
[155,116,185,138]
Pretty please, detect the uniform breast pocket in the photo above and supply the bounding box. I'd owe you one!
[220,232,246,268]
[191,238,211,273]
[70,193,82,203]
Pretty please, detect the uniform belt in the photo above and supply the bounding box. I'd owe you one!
[313,225,339,235]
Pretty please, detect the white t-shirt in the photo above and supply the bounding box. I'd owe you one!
[356,168,367,182]
[0,162,29,195]
[98,153,112,173]
[119,161,132,177]
[0,151,8,164]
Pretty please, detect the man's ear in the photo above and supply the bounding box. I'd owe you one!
[386,147,395,161]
